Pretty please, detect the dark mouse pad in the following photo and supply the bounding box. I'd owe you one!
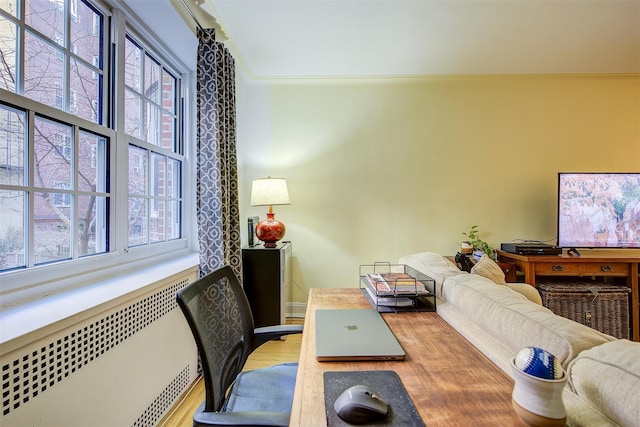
[324,371,424,426]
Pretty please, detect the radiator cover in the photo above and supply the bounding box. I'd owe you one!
[1,268,198,426]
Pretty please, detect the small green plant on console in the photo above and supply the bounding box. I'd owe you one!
[462,225,496,260]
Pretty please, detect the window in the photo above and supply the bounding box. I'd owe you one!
[70,89,77,114]
[55,84,64,110]
[53,131,72,159]
[53,182,72,207]
[0,102,112,268]
[0,0,187,281]
[124,34,182,247]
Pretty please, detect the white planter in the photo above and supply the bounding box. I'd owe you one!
[510,358,567,426]
[460,242,473,254]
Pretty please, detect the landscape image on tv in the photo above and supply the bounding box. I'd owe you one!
[558,173,640,248]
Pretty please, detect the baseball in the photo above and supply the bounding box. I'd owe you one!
[514,346,563,380]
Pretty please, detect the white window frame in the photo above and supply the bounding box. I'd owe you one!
[0,0,196,310]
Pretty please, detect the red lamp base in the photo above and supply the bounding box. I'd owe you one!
[255,213,286,248]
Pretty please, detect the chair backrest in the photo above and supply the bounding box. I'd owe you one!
[176,265,256,412]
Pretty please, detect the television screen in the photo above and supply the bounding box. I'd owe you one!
[557,173,640,249]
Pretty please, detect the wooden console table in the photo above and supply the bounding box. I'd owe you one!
[496,250,640,342]
[290,288,524,426]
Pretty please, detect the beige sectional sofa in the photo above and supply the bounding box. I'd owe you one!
[398,251,640,427]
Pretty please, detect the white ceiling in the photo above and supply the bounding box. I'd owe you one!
[193,0,640,78]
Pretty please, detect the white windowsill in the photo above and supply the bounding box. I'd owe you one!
[0,250,199,354]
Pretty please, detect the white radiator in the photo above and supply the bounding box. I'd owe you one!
[1,267,199,426]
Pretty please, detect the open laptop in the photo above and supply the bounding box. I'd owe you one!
[315,309,405,361]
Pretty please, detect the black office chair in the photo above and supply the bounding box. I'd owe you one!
[176,265,303,426]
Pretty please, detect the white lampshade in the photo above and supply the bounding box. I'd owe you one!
[250,177,290,206]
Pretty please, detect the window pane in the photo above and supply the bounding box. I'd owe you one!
[34,191,72,265]
[128,197,146,246]
[161,111,174,150]
[162,69,175,113]
[0,103,26,186]
[150,152,164,197]
[70,0,101,64]
[124,36,141,92]
[149,152,164,243]
[149,198,163,243]
[124,88,141,138]
[0,190,25,271]
[167,159,180,240]
[77,194,106,256]
[144,53,160,103]
[25,0,64,46]
[34,116,72,189]
[0,1,18,18]
[167,199,180,240]
[70,58,100,123]
[24,31,64,109]
[167,158,180,198]
[144,100,160,144]
[128,145,146,195]
[0,16,17,92]
[78,130,106,192]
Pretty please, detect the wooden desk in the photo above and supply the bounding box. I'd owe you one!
[496,250,640,341]
[290,288,524,426]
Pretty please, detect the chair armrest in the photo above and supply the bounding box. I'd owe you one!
[194,410,290,426]
[253,324,303,349]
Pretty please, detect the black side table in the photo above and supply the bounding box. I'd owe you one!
[241,241,292,327]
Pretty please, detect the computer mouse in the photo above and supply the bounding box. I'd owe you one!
[333,384,388,424]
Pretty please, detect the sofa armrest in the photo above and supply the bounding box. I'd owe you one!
[505,283,542,305]
[567,340,640,427]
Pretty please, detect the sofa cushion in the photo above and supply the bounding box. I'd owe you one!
[441,273,614,369]
[567,340,640,427]
[505,283,543,305]
[398,252,463,299]
[470,254,507,285]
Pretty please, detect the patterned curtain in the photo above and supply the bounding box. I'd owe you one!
[196,28,242,278]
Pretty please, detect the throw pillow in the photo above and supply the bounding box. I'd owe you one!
[470,254,507,285]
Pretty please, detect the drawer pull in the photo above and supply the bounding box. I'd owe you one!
[551,265,564,272]
[600,265,612,272]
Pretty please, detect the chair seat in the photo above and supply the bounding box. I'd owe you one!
[223,363,298,413]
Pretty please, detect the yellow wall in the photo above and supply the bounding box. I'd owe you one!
[237,73,640,304]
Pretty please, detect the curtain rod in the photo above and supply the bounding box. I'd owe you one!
[180,0,204,33]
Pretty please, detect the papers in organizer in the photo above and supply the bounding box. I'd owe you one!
[366,273,425,294]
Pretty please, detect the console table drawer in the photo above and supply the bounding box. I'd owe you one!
[535,263,578,275]
[583,263,629,275]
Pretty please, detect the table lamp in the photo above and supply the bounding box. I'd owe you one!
[250,177,290,248]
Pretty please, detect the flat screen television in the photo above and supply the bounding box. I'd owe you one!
[557,172,640,249]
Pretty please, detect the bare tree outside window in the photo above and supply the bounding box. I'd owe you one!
[0,0,108,270]
[0,15,17,92]
[0,0,184,274]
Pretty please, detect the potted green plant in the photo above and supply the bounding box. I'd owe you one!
[462,225,496,260]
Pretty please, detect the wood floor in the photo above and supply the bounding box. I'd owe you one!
[159,318,304,427]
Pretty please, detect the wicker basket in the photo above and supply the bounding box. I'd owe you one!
[537,280,631,339]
